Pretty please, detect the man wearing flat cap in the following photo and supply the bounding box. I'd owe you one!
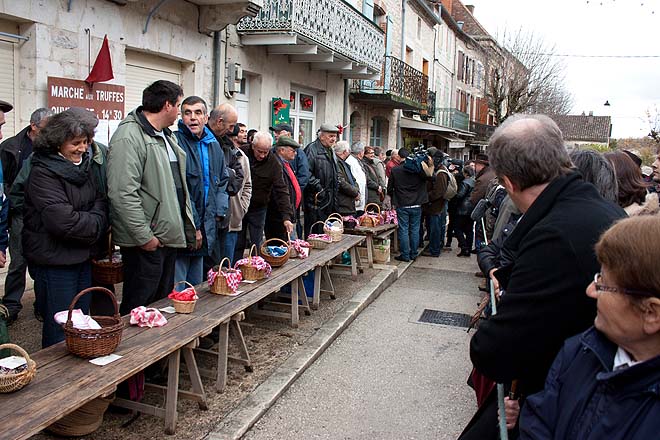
[265,136,303,241]
[303,123,339,236]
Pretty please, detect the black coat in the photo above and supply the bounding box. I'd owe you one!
[387,163,430,208]
[303,139,337,216]
[362,157,381,206]
[0,125,32,197]
[23,153,108,266]
[336,158,359,216]
[470,172,626,396]
[242,145,293,222]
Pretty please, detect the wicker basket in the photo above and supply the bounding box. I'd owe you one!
[0,343,36,393]
[260,238,290,268]
[236,245,267,281]
[46,391,114,436]
[307,221,332,249]
[210,258,242,295]
[91,234,123,285]
[324,213,344,242]
[171,281,197,313]
[359,203,383,228]
[63,287,123,359]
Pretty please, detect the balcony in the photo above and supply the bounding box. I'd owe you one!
[237,0,384,77]
[436,108,470,132]
[470,121,496,142]
[350,56,428,110]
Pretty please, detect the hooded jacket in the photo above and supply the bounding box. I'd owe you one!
[23,152,108,265]
[520,327,660,440]
[175,121,229,255]
[107,109,196,248]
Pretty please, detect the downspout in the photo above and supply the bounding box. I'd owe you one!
[343,79,350,142]
[397,0,406,148]
[212,31,221,107]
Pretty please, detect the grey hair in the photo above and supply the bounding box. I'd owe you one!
[30,108,53,125]
[569,149,619,203]
[488,114,572,190]
[252,130,273,147]
[333,140,350,155]
[351,141,365,154]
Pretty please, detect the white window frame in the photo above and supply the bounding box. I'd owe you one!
[290,87,317,147]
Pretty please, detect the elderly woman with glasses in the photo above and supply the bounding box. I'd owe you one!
[518,215,660,439]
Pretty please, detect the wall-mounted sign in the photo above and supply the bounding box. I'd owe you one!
[47,76,126,144]
[271,98,290,127]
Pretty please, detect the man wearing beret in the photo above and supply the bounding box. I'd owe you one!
[303,123,339,237]
[265,136,303,241]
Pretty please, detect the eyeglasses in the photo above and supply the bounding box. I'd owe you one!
[593,273,658,298]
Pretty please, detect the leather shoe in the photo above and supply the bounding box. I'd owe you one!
[421,250,439,257]
[394,255,410,262]
[457,250,471,257]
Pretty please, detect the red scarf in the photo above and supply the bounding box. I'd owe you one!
[283,161,302,209]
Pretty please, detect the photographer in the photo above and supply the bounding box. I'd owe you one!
[387,148,434,262]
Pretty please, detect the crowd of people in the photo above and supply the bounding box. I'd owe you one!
[0,79,659,438]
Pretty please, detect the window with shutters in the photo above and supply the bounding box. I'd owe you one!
[0,19,19,138]
[362,0,374,22]
[457,51,464,82]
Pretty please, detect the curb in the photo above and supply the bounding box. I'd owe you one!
[205,260,414,440]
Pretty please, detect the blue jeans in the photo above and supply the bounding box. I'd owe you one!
[31,262,92,348]
[174,255,204,288]
[396,206,422,260]
[225,231,239,265]
[427,214,443,256]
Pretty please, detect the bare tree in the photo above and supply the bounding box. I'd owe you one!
[647,106,660,144]
[485,29,573,125]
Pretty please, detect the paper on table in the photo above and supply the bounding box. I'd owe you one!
[89,354,123,366]
[0,356,26,369]
[242,280,256,284]
[159,306,177,314]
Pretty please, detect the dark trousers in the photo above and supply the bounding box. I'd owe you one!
[235,207,267,259]
[446,209,457,245]
[119,246,177,315]
[454,215,474,252]
[31,261,92,348]
[2,215,28,317]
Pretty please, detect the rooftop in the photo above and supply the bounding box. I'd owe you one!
[549,114,612,143]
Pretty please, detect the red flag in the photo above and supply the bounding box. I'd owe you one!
[85,35,114,85]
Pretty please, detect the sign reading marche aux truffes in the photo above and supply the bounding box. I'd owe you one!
[47,76,125,144]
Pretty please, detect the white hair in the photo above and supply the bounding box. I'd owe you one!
[252,130,273,147]
[351,141,365,154]
[333,140,350,155]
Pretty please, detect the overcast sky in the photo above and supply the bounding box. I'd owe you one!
[467,0,660,139]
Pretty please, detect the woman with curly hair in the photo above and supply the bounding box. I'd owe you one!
[23,108,108,347]
[604,151,649,214]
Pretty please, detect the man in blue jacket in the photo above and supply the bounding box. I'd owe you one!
[174,96,229,287]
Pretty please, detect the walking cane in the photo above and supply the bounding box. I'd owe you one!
[483,219,509,440]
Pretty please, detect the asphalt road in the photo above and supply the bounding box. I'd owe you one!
[242,251,482,440]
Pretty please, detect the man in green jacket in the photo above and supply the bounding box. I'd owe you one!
[108,80,196,315]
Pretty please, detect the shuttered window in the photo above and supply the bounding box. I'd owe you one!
[0,39,15,138]
[125,51,182,114]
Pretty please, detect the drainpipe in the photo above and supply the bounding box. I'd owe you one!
[343,79,350,142]
[212,31,221,107]
[397,0,406,148]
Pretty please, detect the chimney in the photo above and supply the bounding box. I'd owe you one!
[588,111,593,116]
[466,4,475,14]
[457,21,464,30]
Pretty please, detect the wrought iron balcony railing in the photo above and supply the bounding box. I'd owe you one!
[237,0,384,71]
[350,56,428,109]
[436,108,470,132]
[469,121,496,142]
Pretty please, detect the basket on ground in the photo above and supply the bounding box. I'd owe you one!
[307,221,332,249]
[209,258,242,295]
[63,287,123,359]
[359,203,383,228]
[260,238,290,267]
[170,281,197,313]
[324,213,344,242]
[91,234,123,285]
[47,391,115,436]
[236,245,269,280]
[0,343,36,393]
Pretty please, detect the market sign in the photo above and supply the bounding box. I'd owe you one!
[47,76,126,144]
[47,76,125,120]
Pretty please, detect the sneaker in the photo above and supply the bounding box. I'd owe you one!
[394,255,410,262]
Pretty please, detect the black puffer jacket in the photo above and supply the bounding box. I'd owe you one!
[23,153,108,266]
[454,176,475,216]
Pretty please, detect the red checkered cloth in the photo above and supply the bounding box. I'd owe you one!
[207,267,243,293]
[235,256,272,277]
[383,209,398,225]
[290,239,311,259]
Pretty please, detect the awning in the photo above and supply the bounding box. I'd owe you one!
[439,134,466,149]
[399,117,456,134]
